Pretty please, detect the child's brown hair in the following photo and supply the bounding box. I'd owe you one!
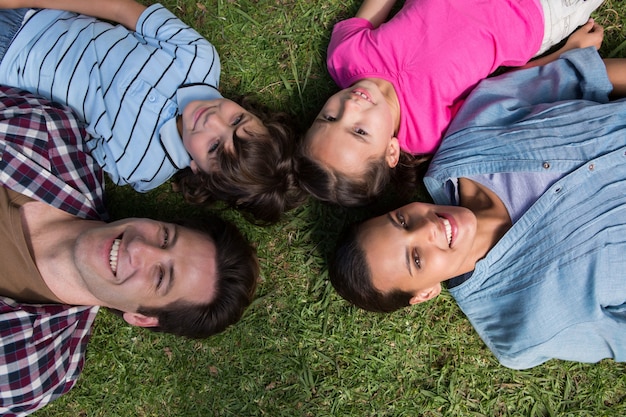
[174,96,305,223]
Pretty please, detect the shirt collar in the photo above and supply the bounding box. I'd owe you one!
[159,84,223,169]
[445,271,473,289]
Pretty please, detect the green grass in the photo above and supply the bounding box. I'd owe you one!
[34,1,626,416]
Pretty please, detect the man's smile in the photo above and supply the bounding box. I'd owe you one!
[109,236,121,276]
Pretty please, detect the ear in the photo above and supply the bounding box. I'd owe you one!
[122,312,160,328]
[189,160,200,174]
[408,284,442,305]
[385,137,400,168]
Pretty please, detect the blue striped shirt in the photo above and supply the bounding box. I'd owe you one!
[0,4,221,191]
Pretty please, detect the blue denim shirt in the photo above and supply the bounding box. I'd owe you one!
[425,47,626,369]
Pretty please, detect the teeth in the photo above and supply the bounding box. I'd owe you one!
[442,218,452,247]
[110,239,120,275]
[353,91,368,100]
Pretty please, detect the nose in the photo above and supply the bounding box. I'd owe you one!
[204,106,231,128]
[213,113,229,128]
[207,114,234,141]
[126,237,163,274]
[343,96,361,112]
[410,216,439,246]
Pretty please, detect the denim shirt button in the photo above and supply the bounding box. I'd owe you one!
[542,162,550,169]
[589,163,595,171]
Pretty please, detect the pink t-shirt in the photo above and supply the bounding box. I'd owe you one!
[327,0,544,155]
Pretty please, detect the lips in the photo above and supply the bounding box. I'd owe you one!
[351,88,372,103]
[193,107,209,130]
[437,214,454,247]
[109,238,121,276]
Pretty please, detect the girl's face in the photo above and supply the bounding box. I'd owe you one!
[358,202,478,304]
[180,99,267,174]
[305,79,400,178]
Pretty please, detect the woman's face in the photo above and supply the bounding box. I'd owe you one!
[358,202,478,303]
[179,99,267,174]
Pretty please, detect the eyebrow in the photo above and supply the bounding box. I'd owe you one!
[386,213,413,277]
[163,224,178,296]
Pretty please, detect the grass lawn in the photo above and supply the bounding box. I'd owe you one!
[34,1,626,416]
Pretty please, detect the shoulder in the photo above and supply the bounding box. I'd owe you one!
[0,86,83,141]
[0,296,97,414]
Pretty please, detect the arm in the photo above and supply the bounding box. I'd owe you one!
[0,0,146,30]
[0,297,97,416]
[603,58,626,97]
[355,0,397,29]
[520,18,626,97]
[521,19,604,69]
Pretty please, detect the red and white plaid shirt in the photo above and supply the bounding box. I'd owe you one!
[0,85,107,416]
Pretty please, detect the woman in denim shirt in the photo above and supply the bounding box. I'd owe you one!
[329,44,626,369]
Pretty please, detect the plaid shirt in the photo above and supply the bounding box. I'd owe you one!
[0,86,108,416]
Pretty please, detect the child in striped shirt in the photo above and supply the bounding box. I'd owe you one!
[0,0,302,223]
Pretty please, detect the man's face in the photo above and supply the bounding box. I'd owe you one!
[359,202,478,303]
[73,218,217,315]
[180,98,267,175]
[305,79,399,177]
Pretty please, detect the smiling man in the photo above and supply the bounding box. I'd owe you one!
[0,85,258,414]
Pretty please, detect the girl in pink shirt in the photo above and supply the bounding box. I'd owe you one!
[296,0,604,206]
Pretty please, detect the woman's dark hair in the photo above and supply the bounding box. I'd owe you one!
[137,215,259,339]
[329,223,413,313]
[294,136,429,207]
[173,96,305,224]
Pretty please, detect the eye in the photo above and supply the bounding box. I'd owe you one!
[161,227,169,249]
[323,115,336,122]
[397,213,407,228]
[231,114,243,126]
[354,128,367,135]
[412,248,421,269]
[208,141,220,153]
[157,267,164,288]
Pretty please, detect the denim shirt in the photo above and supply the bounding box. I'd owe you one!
[424,47,626,369]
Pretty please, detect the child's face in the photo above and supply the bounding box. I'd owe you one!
[180,99,267,174]
[358,202,478,304]
[306,80,400,178]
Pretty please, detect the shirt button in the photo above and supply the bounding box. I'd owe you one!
[148,94,156,102]
[542,162,550,169]
[589,163,595,171]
